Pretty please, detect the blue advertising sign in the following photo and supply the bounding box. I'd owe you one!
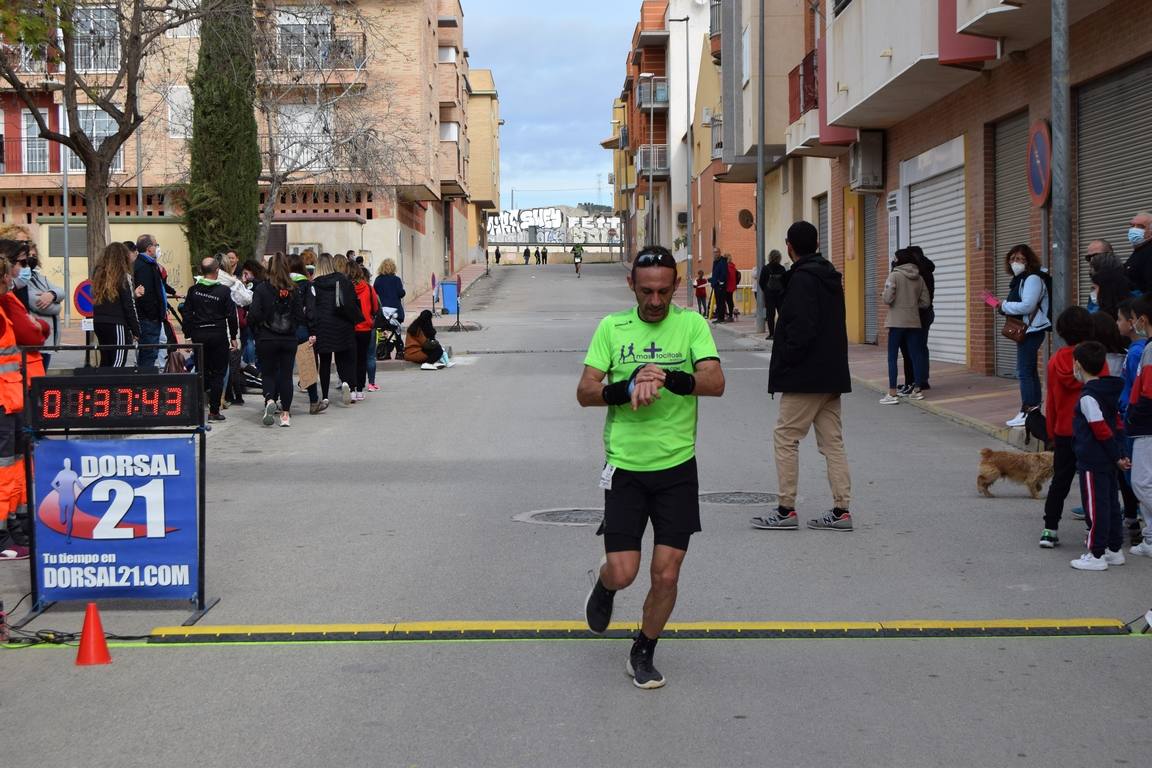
[441,281,459,314]
[32,437,198,602]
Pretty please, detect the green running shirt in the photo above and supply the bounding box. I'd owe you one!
[583,305,719,471]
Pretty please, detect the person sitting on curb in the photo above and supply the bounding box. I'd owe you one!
[404,310,455,370]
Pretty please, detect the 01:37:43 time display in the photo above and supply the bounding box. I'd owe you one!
[41,386,186,420]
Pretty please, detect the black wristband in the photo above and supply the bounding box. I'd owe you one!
[602,380,631,406]
[663,369,696,396]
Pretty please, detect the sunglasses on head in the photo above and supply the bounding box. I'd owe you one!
[634,249,677,269]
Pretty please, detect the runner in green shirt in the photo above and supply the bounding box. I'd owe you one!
[576,245,725,689]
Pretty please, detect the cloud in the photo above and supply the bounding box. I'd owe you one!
[462,0,636,210]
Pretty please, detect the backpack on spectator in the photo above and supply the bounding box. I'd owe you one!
[266,289,296,335]
[1024,409,1050,449]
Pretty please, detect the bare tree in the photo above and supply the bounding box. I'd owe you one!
[246,5,418,257]
[0,0,228,270]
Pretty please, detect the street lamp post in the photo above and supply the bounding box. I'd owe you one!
[639,72,655,247]
[670,15,692,310]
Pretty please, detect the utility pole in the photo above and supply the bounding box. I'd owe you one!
[670,15,693,310]
[754,0,766,333]
[1050,0,1071,317]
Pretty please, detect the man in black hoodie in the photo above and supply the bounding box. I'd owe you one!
[184,257,239,421]
[753,221,854,532]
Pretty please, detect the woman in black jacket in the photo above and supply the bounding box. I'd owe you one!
[757,249,787,339]
[310,252,358,406]
[92,242,142,367]
[248,254,306,427]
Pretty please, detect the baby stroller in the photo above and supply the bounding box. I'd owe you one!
[376,308,404,360]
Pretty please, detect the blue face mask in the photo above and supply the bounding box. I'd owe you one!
[17,267,31,281]
[1129,227,1146,247]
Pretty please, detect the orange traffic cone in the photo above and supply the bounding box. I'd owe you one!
[75,602,111,666]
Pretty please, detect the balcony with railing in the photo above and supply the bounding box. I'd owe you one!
[709,0,721,63]
[635,143,669,177]
[709,117,723,161]
[788,50,818,124]
[260,33,367,73]
[259,132,377,175]
[0,134,126,176]
[637,77,669,109]
[72,35,121,72]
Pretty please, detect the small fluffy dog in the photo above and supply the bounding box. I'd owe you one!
[977,448,1054,499]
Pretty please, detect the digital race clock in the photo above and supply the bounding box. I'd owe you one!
[28,372,203,430]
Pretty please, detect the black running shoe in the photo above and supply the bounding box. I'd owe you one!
[627,642,666,689]
[585,566,615,635]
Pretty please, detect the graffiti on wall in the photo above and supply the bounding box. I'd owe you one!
[487,208,621,244]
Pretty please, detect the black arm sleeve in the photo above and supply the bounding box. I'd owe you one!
[601,366,642,406]
[663,369,696,396]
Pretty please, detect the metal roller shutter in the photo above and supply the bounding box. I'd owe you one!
[909,168,967,364]
[863,193,879,344]
[994,113,1031,377]
[1077,57,1152,304]
[817,194,829,258]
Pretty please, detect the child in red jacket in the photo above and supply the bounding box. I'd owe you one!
[1041,306,1095,548]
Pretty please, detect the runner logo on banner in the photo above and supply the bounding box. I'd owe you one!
[32,437,198,602]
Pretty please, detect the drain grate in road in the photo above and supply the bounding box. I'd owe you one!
[513,508,604,526]
[699,491,778,505]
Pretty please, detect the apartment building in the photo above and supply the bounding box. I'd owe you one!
[610,0,710,265]
[809,0,1151,377]
[465,67,500,258]
[0,0,500,299]
[608,0,835,294]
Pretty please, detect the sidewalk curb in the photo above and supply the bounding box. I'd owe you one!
[708,320,1031,451]
[849,375,1032,450]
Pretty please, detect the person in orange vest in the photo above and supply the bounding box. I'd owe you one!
[0,240,49,561]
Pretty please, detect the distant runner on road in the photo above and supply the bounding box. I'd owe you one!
[576,245,725,689]
[572,244,584,277]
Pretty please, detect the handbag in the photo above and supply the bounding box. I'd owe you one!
[1001,315,1029,343]
[1000,280,1046,343]
[164,348,188,373]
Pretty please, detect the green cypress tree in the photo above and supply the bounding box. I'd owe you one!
[184,0,259,266]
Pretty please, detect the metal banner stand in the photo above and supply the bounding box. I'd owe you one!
[15,343,219,629]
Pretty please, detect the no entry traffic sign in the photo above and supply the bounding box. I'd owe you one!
[73,280,94,318]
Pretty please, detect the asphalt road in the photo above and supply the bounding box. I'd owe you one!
[4,262,1149,767]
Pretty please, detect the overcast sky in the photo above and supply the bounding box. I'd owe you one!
[462,1,637,211]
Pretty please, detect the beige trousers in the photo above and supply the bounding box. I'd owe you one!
[774,392,852,510]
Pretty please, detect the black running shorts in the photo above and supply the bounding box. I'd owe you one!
[602,457,700,552]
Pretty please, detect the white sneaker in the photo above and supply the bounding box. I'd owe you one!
[1070,553,1108,571]
[879,394,900,405]
[1129,541,1152,557]
[420,362,438,370]
[444,359,456,368]
[1103,549,1126,566]
[356,391,365,401]
[341,382,352,405]
[1006,412,1027,428]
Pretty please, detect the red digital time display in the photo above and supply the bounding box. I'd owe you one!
[29,373,202,429]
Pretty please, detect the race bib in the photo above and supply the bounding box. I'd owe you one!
[598,463,617,490]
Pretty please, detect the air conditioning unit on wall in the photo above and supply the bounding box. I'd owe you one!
[849,130,884,193]
[676,212,688,226]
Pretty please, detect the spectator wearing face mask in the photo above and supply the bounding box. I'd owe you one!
[12,243,63,368]
[1085,240,1132,318]
[1123,211,1152,295]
